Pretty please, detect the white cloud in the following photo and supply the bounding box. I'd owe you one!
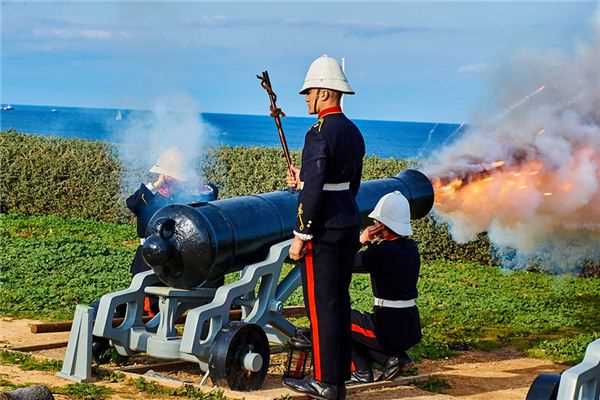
[32,28,114,40]
[458,63,489,74]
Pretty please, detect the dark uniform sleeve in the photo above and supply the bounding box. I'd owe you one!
[126,184,155,215]
[353,245,375,273]
[126,183,160,238]
[295,126,329,238]
[350,138,364,197]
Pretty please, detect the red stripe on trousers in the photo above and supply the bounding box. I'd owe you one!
[305,241,322,381]
[351,323,376,338]
[144,296,156,317]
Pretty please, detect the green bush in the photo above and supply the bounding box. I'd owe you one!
[0,130,124,221]
[1,130,493,264]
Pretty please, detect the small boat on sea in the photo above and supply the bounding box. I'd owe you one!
[51,108,57,112]
[115,110,123,120]
[1,105,14,111]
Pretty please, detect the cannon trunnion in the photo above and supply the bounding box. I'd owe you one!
[143,169,434,289]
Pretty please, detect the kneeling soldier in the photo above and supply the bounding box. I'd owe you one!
[349,191,422,383]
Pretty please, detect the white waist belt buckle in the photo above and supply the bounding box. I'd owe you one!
[323,182,350,191]
[374,297,416,308]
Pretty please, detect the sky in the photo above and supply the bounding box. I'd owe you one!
[1,1,599,122]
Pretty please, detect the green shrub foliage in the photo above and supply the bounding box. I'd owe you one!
[1,130,124,221]
[1,130,492,264]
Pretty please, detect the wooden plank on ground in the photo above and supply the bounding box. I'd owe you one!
[30,316,156,334]
[346,373,434,393]
[116,360,193,374]
[118,369,433,400]
[30,306,306,334]
[10,341,69,352]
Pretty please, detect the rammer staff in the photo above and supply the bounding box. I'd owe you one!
[257,70,294,173]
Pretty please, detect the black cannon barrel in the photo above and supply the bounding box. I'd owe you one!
[142,169,434,289]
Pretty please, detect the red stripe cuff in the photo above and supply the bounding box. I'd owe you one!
[351,323,376,338]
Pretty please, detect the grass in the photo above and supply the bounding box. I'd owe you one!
[53,383,114,400]
[0,350,62,372]
[0,378,111,400]
[129,377,227,399]
[1,213,600,364]
[412,376,452,393]
[0,374,21,391]
[0,213,134,320]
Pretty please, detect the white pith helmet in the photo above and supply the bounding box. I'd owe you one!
[149,147,189,182]
[299,54,354,95]
[368,191,412,236]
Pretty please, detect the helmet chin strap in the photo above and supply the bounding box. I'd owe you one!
[312,89,321,115]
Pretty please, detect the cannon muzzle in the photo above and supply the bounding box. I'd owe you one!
[142,169,434,289]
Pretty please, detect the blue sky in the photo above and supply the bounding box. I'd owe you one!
[1,1,598,122]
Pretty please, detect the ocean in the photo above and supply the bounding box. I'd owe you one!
[0,104,463,159]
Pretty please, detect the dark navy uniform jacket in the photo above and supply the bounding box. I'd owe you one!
[126,184,168,238]
[295,107,365,237]
[354,237,422,352]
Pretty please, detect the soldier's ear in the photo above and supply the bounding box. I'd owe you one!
[320,90,330,101]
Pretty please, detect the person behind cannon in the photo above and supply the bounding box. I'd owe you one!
[348,191,422,384]
[126,147,219,314]
[283,54,365,400]
[91,147,219,363]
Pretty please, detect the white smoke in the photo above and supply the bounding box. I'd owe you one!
[116,94,215,196]
[425,13,600,273]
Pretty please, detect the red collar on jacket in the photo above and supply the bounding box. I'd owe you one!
[318,106,343,118]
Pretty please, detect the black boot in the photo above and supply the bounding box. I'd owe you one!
[91,336,112,364]
[379,352,415,381]
[347,369,374,384]
[283,376,346,400]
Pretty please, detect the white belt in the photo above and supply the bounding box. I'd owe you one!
[323,182,350,191]
[374,297,416,308]
[140,238,145,245]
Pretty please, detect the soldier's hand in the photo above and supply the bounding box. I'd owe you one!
[286,166,301,189]
[360,224,385,244]
[289,236,306,260]
[153,174,167,190]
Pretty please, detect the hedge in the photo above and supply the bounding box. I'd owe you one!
[0,130,493,264]
[1,130,124,221]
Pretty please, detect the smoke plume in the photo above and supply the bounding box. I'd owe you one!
[425,14,600,272]
[115,94,214,197]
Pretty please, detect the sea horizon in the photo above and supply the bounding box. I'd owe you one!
[0,103,464,159]
[0,102,462,125]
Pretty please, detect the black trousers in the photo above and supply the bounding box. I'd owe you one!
[350,310,410,372]
[131,245,152,274]
[300,228,359,385]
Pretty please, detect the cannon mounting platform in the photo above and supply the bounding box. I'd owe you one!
[59,240,302,391]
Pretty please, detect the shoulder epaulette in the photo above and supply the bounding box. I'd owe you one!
[312,118,325,133]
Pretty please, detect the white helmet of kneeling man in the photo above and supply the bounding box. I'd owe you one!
[368,191,413,236]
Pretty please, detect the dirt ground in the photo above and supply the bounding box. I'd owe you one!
[0,317,565,399]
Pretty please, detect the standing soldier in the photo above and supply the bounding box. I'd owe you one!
[283,55,365,400]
